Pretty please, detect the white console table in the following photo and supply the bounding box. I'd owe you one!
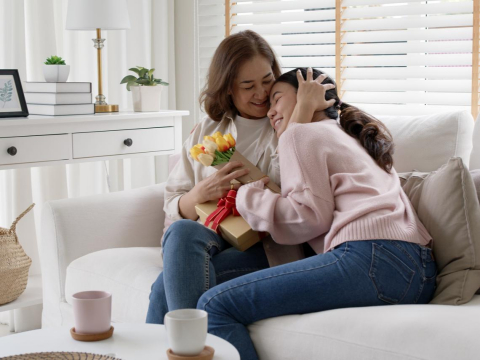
[0,110,187,333]
[0,110,188,170]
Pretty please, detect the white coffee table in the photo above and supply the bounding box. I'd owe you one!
[0,323,240,360]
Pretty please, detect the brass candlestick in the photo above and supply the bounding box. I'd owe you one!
[92,28,118,113]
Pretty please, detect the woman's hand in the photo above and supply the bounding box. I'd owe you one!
[192,161,250,203]
[295,67,336,122]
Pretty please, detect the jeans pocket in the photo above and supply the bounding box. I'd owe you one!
[369,243,416,304]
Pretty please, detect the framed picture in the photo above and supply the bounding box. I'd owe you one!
[0,69,29,118]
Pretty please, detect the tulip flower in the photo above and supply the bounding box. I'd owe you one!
[202,139,218,155]
[198,153,214,167]
[204,135,215,143]
[223,133,236,148]
[190,146,205,161]
[215,136,230,152]
[213,131,223,140]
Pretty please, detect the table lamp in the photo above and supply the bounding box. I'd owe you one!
[66,0,131,113]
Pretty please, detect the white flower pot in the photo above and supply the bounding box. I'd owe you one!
[43,65,70,82]
[131,86,163,112]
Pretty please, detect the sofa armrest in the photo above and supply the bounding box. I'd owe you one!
[39,183,165,326]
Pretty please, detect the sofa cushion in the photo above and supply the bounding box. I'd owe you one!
[399,158,480,304]
[378,111,473,172]
[65,247,162,323]
[249,295,480,360]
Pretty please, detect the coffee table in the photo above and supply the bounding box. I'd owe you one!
[0,323,240,360]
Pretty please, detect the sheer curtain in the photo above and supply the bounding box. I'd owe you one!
[0,0,175,328]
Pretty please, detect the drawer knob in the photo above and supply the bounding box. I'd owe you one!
[124,138,133,147]
[7,147,17,156]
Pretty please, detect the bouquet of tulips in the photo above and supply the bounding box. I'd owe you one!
[190,132,237,167]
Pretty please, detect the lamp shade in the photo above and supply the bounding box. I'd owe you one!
[66,0,131,30]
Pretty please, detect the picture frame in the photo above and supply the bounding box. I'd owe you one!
[0,69,29,118]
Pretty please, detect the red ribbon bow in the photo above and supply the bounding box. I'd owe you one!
[204,190,240,233]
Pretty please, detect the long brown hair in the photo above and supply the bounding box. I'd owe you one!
[200,30,281,121]
[275,68,395,173]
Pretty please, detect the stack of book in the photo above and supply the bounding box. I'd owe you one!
[24,82,94,116]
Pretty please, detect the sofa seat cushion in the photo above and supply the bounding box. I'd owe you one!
[249,295,480,360]
[65,247,162,324]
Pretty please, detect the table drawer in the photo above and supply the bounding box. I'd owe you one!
[73,127,175,159]
[0,134,69,166]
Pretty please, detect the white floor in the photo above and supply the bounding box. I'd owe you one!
[0,324,12,337]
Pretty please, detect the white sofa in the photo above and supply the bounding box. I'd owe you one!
[40,111,480,360]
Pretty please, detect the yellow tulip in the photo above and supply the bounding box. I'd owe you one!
[204,135,215,143]
[223,133,236,148]
[198,153,214,167]
[190,146,205,161]
[216,136,230,152]
[213,131,223,140]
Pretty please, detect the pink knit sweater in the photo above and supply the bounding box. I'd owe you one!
[236,120,432,254]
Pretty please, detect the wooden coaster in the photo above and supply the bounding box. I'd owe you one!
[70,326,114,342]
[166,346,215,360]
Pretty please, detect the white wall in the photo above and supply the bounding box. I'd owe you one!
[174,1,196,141]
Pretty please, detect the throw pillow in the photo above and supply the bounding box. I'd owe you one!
[398,157,480,305]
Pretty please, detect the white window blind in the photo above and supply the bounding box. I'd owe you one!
[340,0,476,116]
[196,0,480,118]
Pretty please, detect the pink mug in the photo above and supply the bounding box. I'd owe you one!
[72,291,112,335]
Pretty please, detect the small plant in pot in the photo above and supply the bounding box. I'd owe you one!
[43,55,70,83]
[121,66,169,112]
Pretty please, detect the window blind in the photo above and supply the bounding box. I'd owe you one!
[339,0,476,116]
[196,0,479,118]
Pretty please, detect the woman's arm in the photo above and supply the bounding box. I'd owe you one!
[236,125,334,245]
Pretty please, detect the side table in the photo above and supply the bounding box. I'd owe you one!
[0,323,240,360]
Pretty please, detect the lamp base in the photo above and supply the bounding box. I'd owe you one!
[95,104,119,113]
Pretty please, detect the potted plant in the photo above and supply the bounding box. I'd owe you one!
[43,55,70,83]
[120,66,169,112]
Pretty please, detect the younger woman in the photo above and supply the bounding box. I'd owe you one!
[197,68,437,360]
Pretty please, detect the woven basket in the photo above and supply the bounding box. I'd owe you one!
[0,204,35,305]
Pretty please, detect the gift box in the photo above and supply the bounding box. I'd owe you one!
[195,198,265,252]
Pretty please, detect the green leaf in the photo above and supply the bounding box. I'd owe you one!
[136,79,150,85]
[139,69,148,78]
[148,68,155,77]
[120,75,137,84]
[126,81,137,91]
[129,67,141,75]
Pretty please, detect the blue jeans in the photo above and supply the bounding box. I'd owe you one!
[197,239,437,360]
[146,219,270,324]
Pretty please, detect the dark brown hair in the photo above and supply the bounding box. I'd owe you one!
[275,68,395,173]
[200,30,282,121]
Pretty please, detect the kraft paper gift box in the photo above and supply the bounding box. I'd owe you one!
[195,200,266,252]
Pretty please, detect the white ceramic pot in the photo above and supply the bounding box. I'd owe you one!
[43,65,70,82]
[131,85,162,112]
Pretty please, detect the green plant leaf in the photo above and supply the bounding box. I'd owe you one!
[148,69,155,77]
[136,79,150,85]
[129,67,141,75]
[139,68,148,78]
[120,75,137,84]
[126,81,137,91]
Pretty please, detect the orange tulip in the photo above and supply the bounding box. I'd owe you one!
[223,133,236,148]
[190,146,205,161]
[215,136,230,152]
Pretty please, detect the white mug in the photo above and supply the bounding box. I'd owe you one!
[164,309,208,356]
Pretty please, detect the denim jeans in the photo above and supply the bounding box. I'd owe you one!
[146,219,270,324]
[197,239,437,360]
